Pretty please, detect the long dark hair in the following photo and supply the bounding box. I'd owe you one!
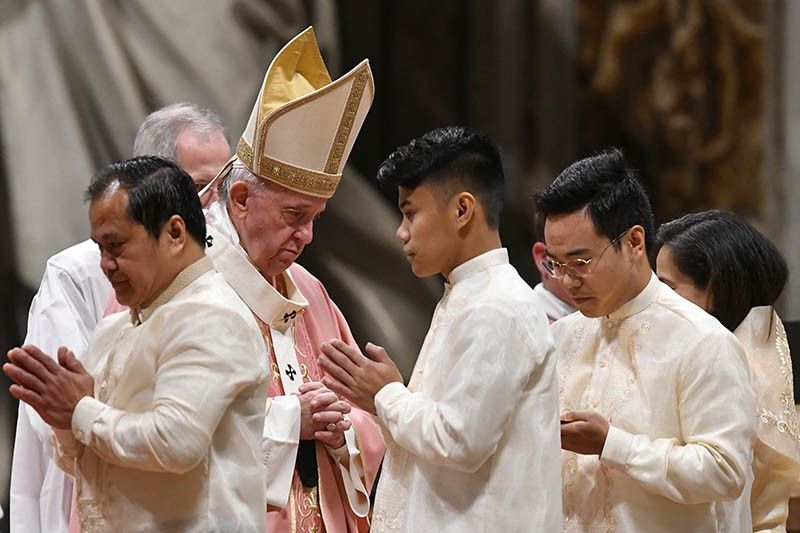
[653,210,787,331]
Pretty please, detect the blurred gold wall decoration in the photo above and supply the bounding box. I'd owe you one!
[578,0,765,220]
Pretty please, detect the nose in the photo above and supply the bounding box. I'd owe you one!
[560,270,582,290]
[396,222,409,243]
[294,220,314,245]
[100,250,117,277]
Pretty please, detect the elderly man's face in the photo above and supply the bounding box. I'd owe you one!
[175,128,231,208]
[89,185,174,308]
[235,181,327,277]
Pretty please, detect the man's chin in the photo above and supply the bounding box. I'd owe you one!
[573,297,601,317]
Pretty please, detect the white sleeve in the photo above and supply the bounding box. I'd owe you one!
[72,311,266,475]
[11,255,107,532]
[600,336,757,504]
[375,307,544,473]
[325,425,370,517]
[262,395,301,508]
[9,403,45,533]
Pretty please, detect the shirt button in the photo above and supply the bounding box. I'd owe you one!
[606,321,614,328]
[599,360,607,368]
[101,380,107,389]
[591,400,599,409]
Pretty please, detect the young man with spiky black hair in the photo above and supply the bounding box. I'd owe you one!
[320,126,562,532]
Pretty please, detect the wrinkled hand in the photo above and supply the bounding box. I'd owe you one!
[560,410,610,455]
[4,345,94,430]
[319,339,403,415]
[297,381,351,448]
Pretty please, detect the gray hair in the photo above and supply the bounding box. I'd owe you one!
[218,162,266,204]
[133,102,229,160]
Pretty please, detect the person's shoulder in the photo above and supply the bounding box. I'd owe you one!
[46,239,101,272]
[162,270,261,331]
[653,283,731,338]
[460,265,546,325]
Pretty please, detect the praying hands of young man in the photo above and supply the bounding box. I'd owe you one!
[318,339,403,415]
[4,345,94,430]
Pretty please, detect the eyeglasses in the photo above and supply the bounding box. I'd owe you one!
[541,229,629,279]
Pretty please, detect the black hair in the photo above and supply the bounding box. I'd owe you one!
[85,156,206,246]
[653,210,787,331]
[376,126,504,229]
[533,148,655,253]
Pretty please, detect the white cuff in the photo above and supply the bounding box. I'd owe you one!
[71,396,105,445]
[600,425,634,470]
[374,381,408,421]
[325,441,349,460]
[333,425,370,517]
[263,395,301,508]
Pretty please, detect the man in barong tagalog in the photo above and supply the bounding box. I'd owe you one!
[536,149,757,532]
[200,27,384,532]
[5,156,269,531]
[9,102,232,533]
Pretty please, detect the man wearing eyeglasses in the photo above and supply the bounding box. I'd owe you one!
[534,148,757,532]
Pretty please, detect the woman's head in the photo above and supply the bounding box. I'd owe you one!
[654,210,787,331]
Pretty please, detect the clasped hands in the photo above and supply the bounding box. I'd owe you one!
[4,345,94,430]
[318,339,402,415]
[298,381,353,449]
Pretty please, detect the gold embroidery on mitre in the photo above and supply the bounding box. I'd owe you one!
[236,138,254,168]
[324,65,371,174]
[237,139,341,198]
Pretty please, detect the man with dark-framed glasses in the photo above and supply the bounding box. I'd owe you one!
[534,148,757,532]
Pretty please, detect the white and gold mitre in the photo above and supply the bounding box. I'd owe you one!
[220,26,374,199]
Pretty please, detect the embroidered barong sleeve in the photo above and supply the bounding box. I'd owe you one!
[65,307,266,474]
[375,305,541,473]
[600,334,756,503]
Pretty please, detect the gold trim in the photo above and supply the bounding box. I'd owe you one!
[237,139,340,198]
[324,65,370,174]
[237,138,254,168]
[262,155,340,198]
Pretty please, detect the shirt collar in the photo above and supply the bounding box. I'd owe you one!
[131,255,214,325]
[447,248,509,286]
[205,201,308,327]
[606,271,661,325]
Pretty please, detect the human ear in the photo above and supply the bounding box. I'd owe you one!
[627,226,646,258]
[454,192,476,227]
[532,241,548,276]
[228,181,251,219]
[164,215,187,249]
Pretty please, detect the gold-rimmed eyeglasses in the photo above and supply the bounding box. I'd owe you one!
[541,229,629,279]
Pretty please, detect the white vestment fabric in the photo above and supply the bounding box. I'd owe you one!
[10,239,112,533]
[53,257,269,532]
[555,273,757,532]
[531,282,576,323]
[371,248,563,532]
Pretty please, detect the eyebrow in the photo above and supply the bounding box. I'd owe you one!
[398,199,411,209]
[546,248,593,259]
[93,232,122,243]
